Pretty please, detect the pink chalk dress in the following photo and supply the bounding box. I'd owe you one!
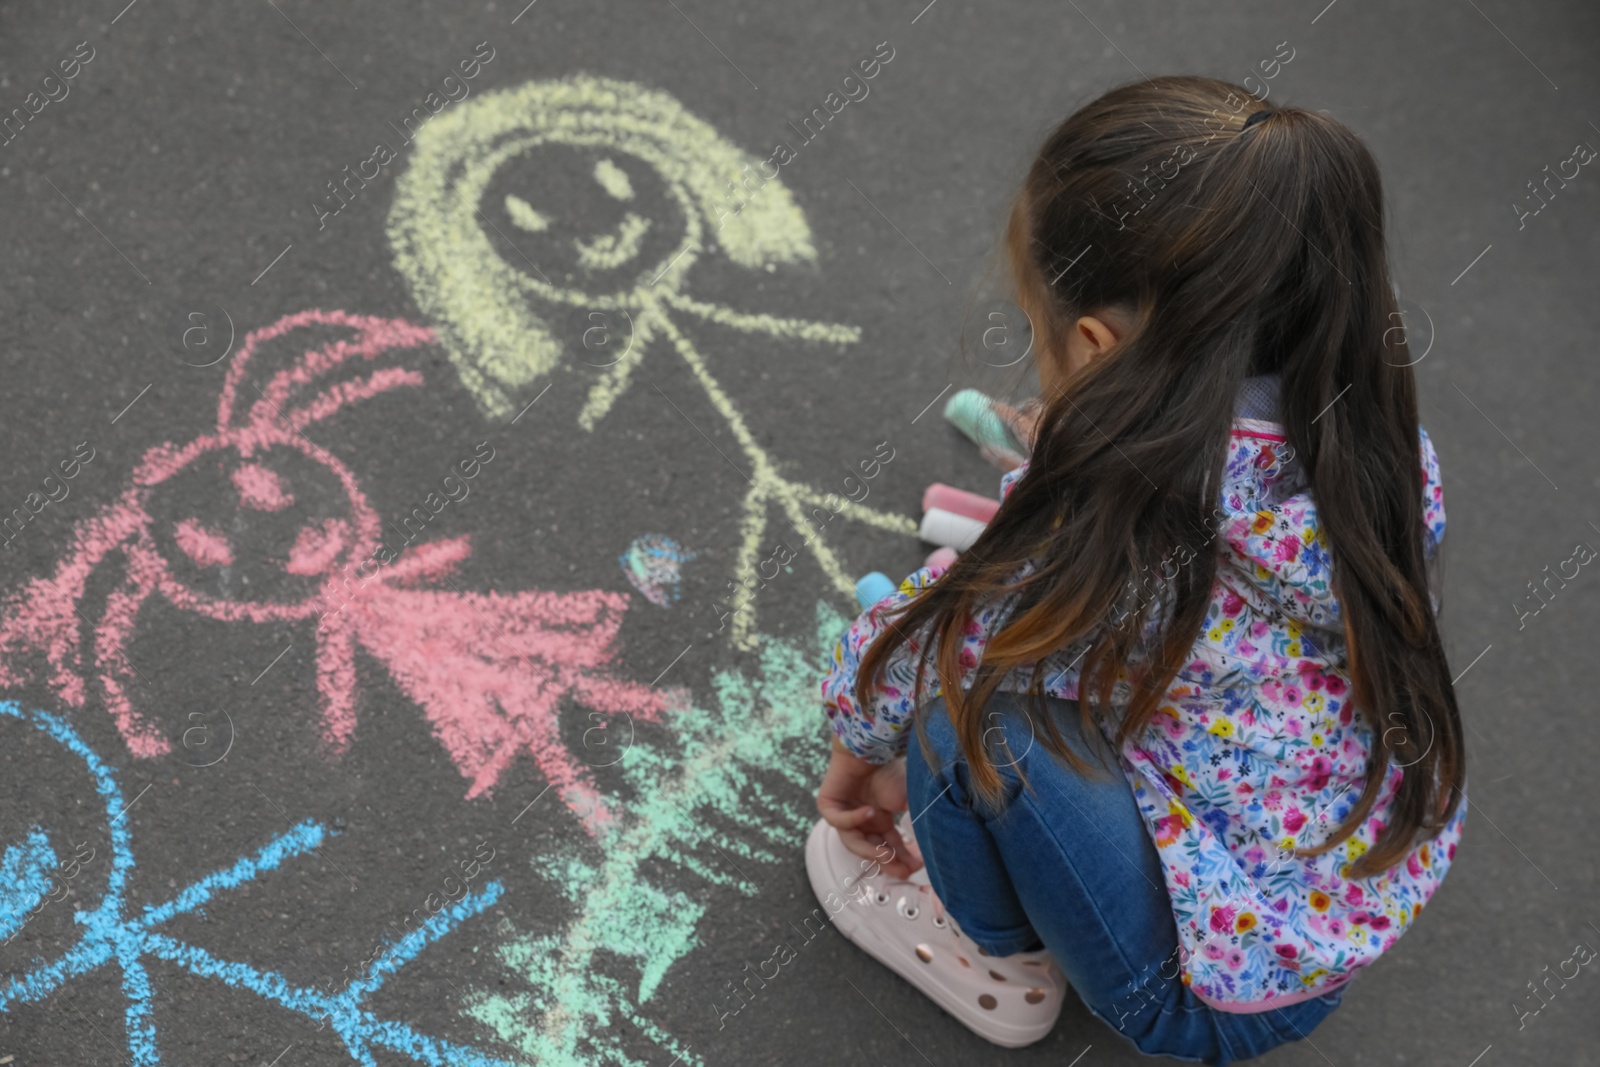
[821,375,1465,1011]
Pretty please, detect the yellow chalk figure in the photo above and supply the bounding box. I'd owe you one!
[388,75,917,648]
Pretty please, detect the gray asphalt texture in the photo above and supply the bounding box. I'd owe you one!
[1,1,1598,1065]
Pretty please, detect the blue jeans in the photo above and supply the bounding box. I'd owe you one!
[903,692,1346,1066]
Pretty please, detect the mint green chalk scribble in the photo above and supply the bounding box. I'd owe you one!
[462,601,848,1067]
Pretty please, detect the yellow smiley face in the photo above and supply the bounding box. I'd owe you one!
[389,74,821,421]
[488,147,682,288]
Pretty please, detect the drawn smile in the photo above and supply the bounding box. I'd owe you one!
[572,211,652,271]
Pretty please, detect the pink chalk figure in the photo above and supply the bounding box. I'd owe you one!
[0,309,668,835]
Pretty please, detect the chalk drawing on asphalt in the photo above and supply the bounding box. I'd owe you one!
[618,533,695,607]
[462,600,847,1067]
[0,700,521,1067]
[0,310,678,836]
[388,75,919,649]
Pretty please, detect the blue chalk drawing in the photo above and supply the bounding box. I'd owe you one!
[0,701,524,1067]
[0,826,58,943]
[618,534,696,607]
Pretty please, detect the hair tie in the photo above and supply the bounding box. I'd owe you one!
[1241,108,1273,132]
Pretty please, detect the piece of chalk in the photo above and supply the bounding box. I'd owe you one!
[943,389,1025,457]
[922,482,1000,524]
[924,546,959,570]
[855,571,897,609]
[919,507,987,552]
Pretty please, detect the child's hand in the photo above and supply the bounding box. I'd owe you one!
[816,739,922,878]
[992,398,1044,459]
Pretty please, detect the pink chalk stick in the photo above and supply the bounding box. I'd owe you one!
[924,546,959,570]
[922,482,1000,523]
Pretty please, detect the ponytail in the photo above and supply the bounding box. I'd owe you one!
[855,76,1464,878]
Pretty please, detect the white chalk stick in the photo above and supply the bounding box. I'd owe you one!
[919,507,987,551]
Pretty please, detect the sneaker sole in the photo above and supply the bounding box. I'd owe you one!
[804,818,1060,1048]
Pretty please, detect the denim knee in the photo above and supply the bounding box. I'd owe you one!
[910,694,961,769]
[918,692,1110,804]
[910,695,1033,819]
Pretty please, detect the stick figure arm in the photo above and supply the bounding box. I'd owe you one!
[139,822,328,928]
[663,292,861,344]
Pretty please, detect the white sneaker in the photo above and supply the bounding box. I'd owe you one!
[804,816,1066,1047]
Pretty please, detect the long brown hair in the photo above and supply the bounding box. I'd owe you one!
[857,75,1463,879]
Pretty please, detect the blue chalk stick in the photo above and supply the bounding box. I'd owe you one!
[855,572,896,609]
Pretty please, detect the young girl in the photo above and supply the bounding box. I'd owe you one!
[807,75,1466,1065]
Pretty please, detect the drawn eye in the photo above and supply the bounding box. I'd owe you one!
[285,518,351,576]
[173,519,234,568]
[505,194,551,233]
[232,463,294,511]
[592,157,634,200]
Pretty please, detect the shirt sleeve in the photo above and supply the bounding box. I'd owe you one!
[1419,425,1446,615]
[1419,425,1445,560]
[820,562,951,764]
[998,457,1030,501]
[821,460,1040,764]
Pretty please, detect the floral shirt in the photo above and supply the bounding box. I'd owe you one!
[820,377,1465,1011]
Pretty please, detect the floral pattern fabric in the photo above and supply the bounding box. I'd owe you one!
[820,411,1464,1010]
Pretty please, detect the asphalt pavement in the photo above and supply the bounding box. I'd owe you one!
[0,1,1597,1064]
